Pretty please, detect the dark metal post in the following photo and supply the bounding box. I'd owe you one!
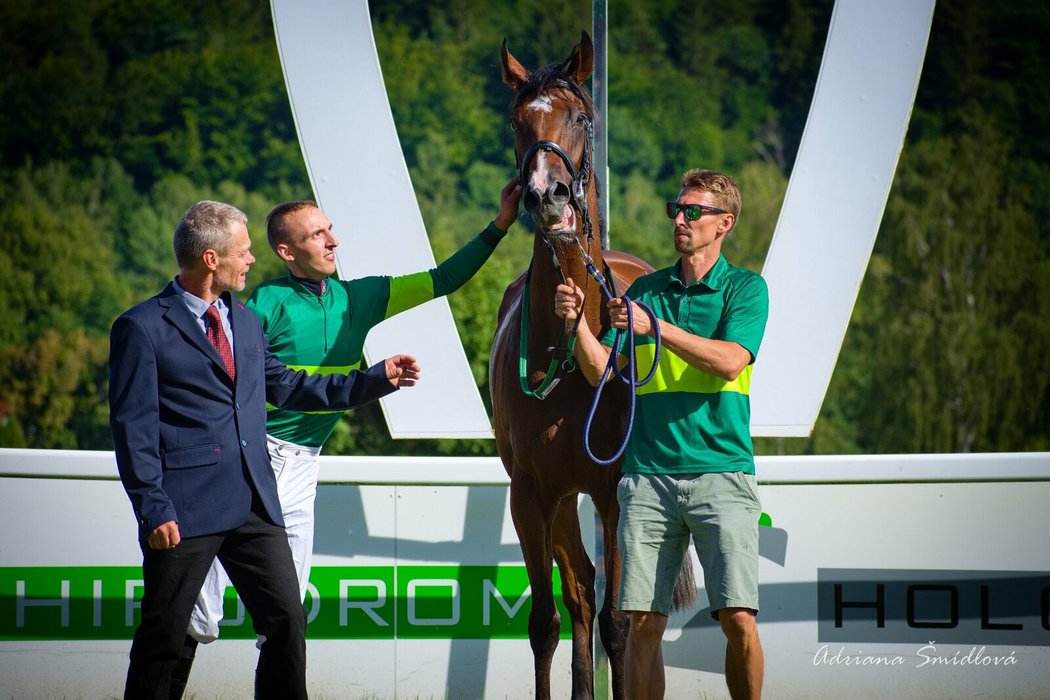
[593,0,610,249]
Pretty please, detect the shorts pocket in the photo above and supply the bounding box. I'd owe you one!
[616,472,635,504]
[734,472,762,510]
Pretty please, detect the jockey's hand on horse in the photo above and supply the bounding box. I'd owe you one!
[609,297,653,336]
[383,354,421,388]
[494,177,523,232]
[555,277,586,322]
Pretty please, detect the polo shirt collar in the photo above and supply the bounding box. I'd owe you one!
[668,254,729,291]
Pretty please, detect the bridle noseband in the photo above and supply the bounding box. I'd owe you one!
[515,113,595,244]
[517,135,590,202]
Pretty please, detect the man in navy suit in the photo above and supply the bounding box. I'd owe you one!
[109,200,420,699]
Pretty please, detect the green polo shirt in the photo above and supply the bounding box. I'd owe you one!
[601,255,769,475]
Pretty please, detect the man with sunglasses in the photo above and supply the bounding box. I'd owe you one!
[555,168,768,699]
[169,178,521,697]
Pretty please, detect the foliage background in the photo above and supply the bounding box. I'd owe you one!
[1,0,1046,455]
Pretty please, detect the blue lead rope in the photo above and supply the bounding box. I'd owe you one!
[581,262,661,466]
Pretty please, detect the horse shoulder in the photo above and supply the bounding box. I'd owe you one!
[496,270,527,326]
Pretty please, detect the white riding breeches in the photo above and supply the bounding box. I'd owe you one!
[188,434,321,642]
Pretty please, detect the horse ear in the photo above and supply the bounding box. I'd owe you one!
[563,30,594,84]
[501,37,529,90]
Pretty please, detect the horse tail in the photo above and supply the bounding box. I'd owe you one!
[670,557,698,613]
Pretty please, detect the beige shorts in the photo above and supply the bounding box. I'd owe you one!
[617,471,761,616]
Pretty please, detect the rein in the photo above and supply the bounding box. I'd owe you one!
[517,267,578,400]
[515,233,590,400]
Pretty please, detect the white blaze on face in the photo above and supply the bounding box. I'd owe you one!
[526,154,552,194]
[527,94,553,113]
[523,95,555,194]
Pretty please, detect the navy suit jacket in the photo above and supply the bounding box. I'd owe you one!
[110,283,396,539]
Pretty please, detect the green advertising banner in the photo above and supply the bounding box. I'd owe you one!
[1,565,570,641]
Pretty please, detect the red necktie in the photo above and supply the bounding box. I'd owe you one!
[204,305,236,380]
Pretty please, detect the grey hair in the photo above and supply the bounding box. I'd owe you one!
[173,200,248,268]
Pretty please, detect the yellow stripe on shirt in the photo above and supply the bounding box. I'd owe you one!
[631,343,752,396]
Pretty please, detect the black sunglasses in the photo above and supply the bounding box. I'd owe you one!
[666,201,729,221]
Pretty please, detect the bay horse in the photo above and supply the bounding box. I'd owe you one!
[489,32,694,700]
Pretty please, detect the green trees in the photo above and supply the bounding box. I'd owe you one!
[0,159,128,447]
[0,0,305,449]
[0,0,1045,455]
[802,1,1050,454]
[831,126,1049,453]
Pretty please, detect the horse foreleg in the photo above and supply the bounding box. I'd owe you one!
[510,473,560,700]
[552,495,597,700]
[593,490,629,700]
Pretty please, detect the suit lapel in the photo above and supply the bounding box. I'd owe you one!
[158,283,230,379]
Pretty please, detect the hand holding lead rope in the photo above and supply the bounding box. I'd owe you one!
[577,264,662,466]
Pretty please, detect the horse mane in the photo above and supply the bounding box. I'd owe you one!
[511,63,606,246]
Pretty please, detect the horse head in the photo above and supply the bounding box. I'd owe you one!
[501,32,600,245]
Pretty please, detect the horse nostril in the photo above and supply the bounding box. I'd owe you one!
[523,188,542,213]
[548,181,571,207]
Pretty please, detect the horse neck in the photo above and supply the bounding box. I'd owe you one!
[528,224,605,343]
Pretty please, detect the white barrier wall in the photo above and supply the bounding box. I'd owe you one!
[1,448,1048,699]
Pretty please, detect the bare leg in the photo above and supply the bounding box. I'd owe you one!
[720,608,763,700]
[593,493,628,700]
[625,611,667,700]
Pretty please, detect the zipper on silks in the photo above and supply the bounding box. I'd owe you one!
[319,294,329,354]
